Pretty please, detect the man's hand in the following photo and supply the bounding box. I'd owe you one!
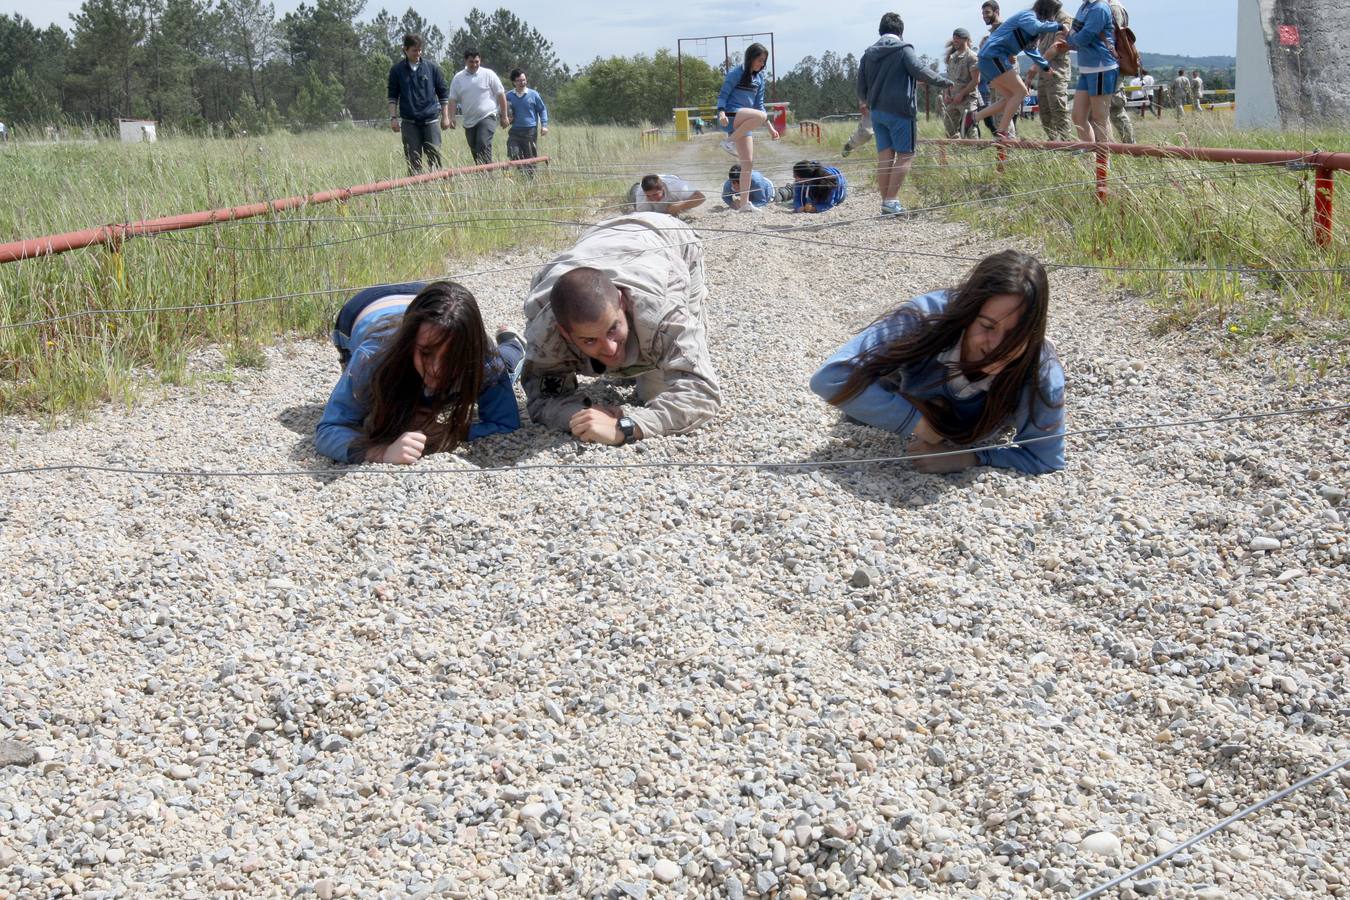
[440,111,452,129]
[375,431,427,465]
[540,126,549,136]
[446,114,457,129]
[390,117,400,133]
[569,407,624,445]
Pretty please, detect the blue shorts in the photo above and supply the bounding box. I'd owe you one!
[871,110,915,154]
[1077,69,1119,96]
[977,55,1010,84]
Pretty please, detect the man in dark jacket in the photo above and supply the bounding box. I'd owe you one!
[856,13,953,216]
[387,33,451,174]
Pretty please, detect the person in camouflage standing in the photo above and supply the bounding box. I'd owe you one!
[1033,8,1074,140]
[1172,68,1191,118]
[1106,1,1135,142]
[1190,70,1205,112]
[942,28,981,138]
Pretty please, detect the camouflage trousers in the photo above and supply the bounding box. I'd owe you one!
[1037,72,1072,142]
[942,96,980,138]
[1109,90,1135,143]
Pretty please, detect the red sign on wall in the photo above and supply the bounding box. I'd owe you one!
[1278,25,1301,47]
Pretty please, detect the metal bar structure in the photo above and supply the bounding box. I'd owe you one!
[641,128,663,149]
[798,121,822,144]
[924,138,1350,248]
[0,157,549,265]
[676,32,776,107]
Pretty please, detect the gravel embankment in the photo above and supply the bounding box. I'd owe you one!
[1,137,1347,899]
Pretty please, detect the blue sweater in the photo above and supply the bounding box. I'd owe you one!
[315,299,520,463]
[717,66,766,115]
[808,290,1066,474]
[978,10,1063,71]
[792,167,848,212]
[721,170,775,206]
[387,59,449,121]
[505,88,549,129]
[1067,0,1118,71]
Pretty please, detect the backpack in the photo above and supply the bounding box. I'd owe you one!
[1109,1,1141,77]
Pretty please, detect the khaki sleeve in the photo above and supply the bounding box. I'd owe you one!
[623,307,722,438]
[520,325,586,432]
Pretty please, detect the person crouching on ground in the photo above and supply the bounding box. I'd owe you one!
[809,249,1065,474]
[721,165,775,208]
[628,174,706,215]
[520,213,720,445]
[316,282,524,464]
[791,161,848,213]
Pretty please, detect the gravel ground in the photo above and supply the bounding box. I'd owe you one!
[1,135,1348,899]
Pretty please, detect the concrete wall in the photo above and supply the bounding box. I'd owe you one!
[1237,0,1350,128]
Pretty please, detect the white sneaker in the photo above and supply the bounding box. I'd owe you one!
[739,202,761,213]
[719,139,737,157]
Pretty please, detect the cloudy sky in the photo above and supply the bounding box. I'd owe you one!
[4,0,1238,71]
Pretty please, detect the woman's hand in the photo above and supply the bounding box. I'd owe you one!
[799,203,815,213]
[718,112,728,128]
[373,431,427,465]
[911,417,942,445]
[768,124,780,139]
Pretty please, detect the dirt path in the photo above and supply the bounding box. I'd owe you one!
[1,135,1347,899]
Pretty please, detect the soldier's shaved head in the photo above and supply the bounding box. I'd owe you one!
[550,268,622,331]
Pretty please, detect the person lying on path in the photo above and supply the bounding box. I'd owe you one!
[720,165,776,208]
[316,282,524,465]
[966,0,1068,140]
[520,213,720,446]
[791,161,848,213]
[628,174,706,216]
[809,249,1065,474]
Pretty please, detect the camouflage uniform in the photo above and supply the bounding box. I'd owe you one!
[1034,12,1073,141]
[841,108,874,156]
[1191,75,1204,111]
[1107,2,1134,142]
[521,213,720,438]
[942,47,981,138]
[1171,74,1191,118]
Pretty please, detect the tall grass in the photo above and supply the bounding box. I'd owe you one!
[785,110,1350,336]
[0,125,643,415]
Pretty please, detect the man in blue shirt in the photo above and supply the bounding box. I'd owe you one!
[386,34,451,174]
[504,68,549,174]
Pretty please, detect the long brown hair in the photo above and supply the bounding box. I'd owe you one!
[830,250,1061,444]
[356,281,496,457]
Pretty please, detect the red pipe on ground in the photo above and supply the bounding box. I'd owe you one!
[0,156,550,265]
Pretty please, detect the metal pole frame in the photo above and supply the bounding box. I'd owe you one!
[674,32,777,104]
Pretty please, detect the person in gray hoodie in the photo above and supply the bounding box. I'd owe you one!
[856,13,954,217]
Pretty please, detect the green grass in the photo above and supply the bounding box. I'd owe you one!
[785,110,1350,336]
[0,125,642,415]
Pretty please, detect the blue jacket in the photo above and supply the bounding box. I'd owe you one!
[717,65,766,115]
[808,290,1066,474]
[978,10,1063,71]
[315,296,520,463]
[1068,0,1118,70]
[792,167,848,212]
[721,170,775,206]
[505,88,549,129]
[857,35,953,118]
[387,59,449,121]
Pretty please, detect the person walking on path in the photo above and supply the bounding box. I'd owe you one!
[716,42,779,212]
[966,1,1065,141]
[504,68,548,173]
[857,12,953,217]
[1032,9,1074,141]
[1171,68,1192,119]
[447,49,509,164]
[386,34,451,175]
[942,29,981,139]
[1190,70,1205,112]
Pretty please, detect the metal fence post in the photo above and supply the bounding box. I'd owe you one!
[1314,166,1334,247]
[1096,149,1109,202]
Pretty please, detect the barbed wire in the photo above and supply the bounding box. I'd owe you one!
[2,404,1345,480]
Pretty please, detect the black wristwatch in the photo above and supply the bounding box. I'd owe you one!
[617,416,636,445]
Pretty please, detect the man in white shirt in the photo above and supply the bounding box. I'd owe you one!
[447,49,509,164]
[626,174,705,215]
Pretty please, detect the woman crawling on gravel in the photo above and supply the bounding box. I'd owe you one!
[791,160,848,213]
[808,249,1065,474]
[315,281,524,465]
